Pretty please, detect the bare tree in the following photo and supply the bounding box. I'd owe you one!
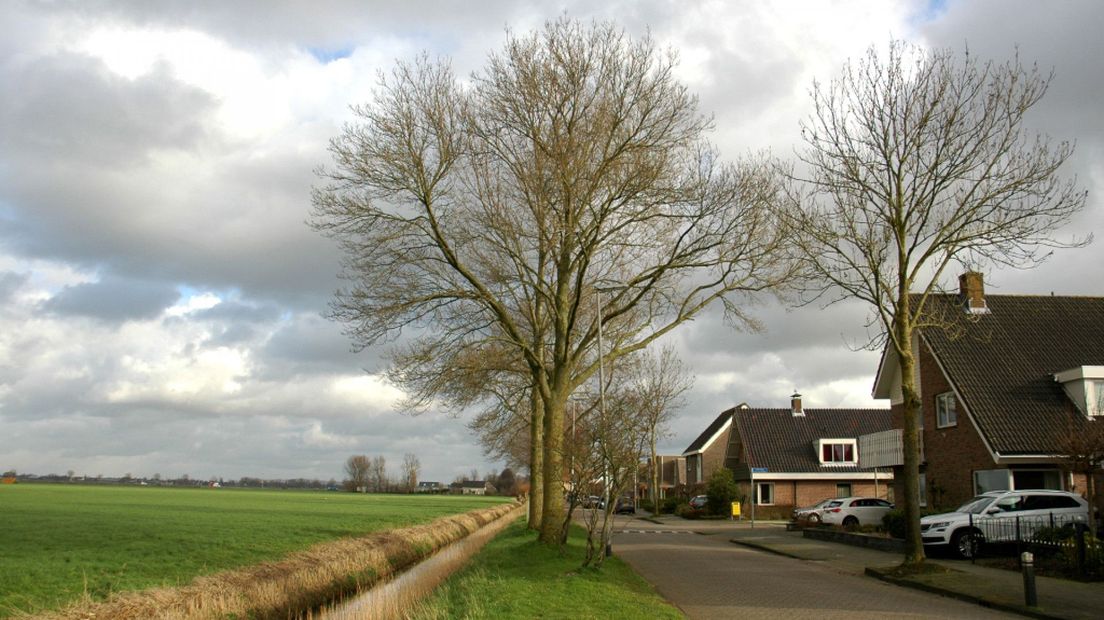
[628,346,692,517]
[787,40,1088,564]
[370,455,388,493]
[313,17,794,544]
[1059,420,1104,537]
[344,454,371,492]
[401,453,421,493]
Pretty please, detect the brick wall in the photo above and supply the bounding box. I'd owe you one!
[759,479,890,509]
[915,338,998,510]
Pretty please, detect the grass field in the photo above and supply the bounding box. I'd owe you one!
[410,520,684,619]
[0,483,509,617]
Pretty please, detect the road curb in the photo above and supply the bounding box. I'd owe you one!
[728,538,802,559]
[863,567,1066,620]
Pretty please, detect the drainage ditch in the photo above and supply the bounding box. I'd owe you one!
[313,503,525,619]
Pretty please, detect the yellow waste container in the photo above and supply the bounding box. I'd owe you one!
[731,501,741,517]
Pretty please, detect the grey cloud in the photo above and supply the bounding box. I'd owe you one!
[0,54,213,167]
[257,313,378,379]
[0,271,28,303]
[42,274,180,322]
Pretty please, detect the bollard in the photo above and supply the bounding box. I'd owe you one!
[1021,551,1037,607]
[605,541,612,557]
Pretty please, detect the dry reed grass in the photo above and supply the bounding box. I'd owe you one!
[33,502,519,620]
[318,503,524,619]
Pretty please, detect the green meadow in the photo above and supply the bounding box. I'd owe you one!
[0,483,509,617]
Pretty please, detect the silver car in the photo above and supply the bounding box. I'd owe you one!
[821,497,894,527]
[792,498,836,524]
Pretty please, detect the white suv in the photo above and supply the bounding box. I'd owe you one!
[920,489,1089,559]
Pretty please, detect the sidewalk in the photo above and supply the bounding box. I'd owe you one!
[716,521,1103,620]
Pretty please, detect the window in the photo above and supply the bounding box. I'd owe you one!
[818,440,857,464]
[757,482,775,505]
[918,472,927,507]
[1012,469,1062,491]
[974,468,1012,495]
[1093,380,1104,416]
[936,392,957,428]
[835,483,851,498]
[1024,494,1081,510]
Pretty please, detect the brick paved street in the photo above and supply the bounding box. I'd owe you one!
[613,526,1017,619]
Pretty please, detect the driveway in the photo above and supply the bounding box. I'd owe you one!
[610,516,1016,619]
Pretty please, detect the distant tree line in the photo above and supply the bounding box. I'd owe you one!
[7,471,341,490]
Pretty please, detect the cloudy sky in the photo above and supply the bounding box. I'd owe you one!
[2,1,1101,483]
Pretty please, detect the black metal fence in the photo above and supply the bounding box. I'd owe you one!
[968,512,1102,579]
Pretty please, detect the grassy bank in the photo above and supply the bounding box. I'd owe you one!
[0,483,508,617]
[411,521,684,619]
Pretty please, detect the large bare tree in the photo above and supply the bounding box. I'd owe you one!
[401,453,421,493]
[313,18,794,544]
[343,454,370,492]
[787,41,1088,564]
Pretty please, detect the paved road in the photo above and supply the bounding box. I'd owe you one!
[611,519,1017,619]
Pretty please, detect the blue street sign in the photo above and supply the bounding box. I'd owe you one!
[751,467,768,473]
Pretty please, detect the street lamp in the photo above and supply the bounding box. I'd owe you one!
[594,284,626,513]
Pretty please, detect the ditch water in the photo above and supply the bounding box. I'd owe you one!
[314,504,525,619]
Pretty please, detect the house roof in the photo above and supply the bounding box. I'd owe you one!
[733,407,894,473]
[682,408,735,455]
[919,294,1104,455]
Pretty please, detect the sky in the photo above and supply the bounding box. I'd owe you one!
[1,0,1102,484]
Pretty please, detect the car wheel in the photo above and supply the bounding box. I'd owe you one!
[951,529,982,559]
[808,513,821,524]
[842,516,859,528]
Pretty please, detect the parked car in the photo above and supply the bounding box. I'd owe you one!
[920,489,1089,559]
[792,498,836,524]
[597,496,636,514]
[689,495,708,509]
[581,495,601,509]
[614,497,636,515]
[820,497,894,528]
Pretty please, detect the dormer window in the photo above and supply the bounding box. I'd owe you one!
[817,439,857,465]
[1054,366,1104,417]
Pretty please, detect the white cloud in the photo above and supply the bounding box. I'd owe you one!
[1,0,1100,482]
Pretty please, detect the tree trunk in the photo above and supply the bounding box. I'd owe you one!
[538,388,566,544]
[651,432,660,517]
[528,389,544,530]
[896,323,927,565]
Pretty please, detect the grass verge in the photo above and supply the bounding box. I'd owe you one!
[410,521,684,619]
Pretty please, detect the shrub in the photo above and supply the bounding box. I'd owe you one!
[705,469,738,516]
[882,509,907,539]
[661,497,680,514]
[676,504,703,520]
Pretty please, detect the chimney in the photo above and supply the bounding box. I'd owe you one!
[958,271,989,314]
[791,392,804,417]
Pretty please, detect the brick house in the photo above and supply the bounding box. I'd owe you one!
[683,395,894,514]
[640,454,687,500]
[871,272,1104,513]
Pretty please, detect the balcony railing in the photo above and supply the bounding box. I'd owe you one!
[858,429,924,468]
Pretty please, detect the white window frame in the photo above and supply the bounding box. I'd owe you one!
[757,482,775,505]
[1092,380,1104,417]
[936,392,957,428]
[816,439,858,465]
